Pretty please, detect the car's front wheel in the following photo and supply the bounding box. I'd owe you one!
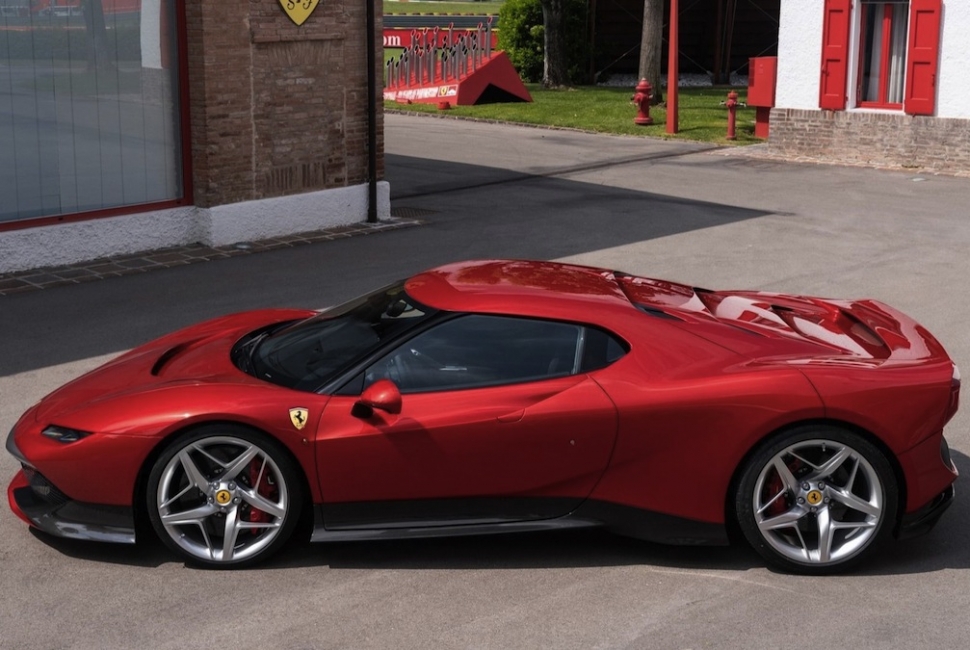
[734,425,898,575]
[146,425,303,568]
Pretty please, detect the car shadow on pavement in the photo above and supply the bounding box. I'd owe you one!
[279,528,763,573]
[27,527,173,568]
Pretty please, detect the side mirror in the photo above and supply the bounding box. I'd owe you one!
[353,379,402,417]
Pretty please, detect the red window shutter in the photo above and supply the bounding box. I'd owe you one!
[819,0,852,110]
[904,0,942,116]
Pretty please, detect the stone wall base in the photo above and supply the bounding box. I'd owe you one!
[0,182,390,274]
[768,108,970,174]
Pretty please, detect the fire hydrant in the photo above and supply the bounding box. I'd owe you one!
[726,90,739,140]
[632,79,654,126]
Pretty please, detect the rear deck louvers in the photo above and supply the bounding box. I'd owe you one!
[635,305,683,321]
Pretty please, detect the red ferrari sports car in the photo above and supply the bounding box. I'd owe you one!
[6,260,960,573]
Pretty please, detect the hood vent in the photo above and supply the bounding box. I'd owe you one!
[151,342,194,376]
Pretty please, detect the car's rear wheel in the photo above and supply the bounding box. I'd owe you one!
[146,425,303,568]
[734,425,897,575]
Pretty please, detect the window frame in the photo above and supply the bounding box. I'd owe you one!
[819,0,941,116]
[0,0,193,233]
[855,1,908,110]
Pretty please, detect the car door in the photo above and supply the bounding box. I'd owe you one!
[314,314,619,529]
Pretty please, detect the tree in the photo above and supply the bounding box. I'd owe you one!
[499,0,588,86]
[638,0,664,103]
[540,0,569,88]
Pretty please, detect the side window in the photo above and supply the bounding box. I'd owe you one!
[857,1,910,108]
[365,315,583,393]
[819,0,941,115]
[581,327,628,373]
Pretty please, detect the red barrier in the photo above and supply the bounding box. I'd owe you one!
[383,19,530,108]
[383,28,498,50]
[383,51,531,106]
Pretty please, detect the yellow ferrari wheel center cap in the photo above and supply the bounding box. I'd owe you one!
[806,490,823,506]
[215,490,232,505]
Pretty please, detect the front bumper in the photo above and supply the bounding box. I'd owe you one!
[7,469,136,543]
[6,429,135,544]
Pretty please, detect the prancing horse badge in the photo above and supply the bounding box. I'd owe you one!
[289,407,309,430]
[279,0,320,26]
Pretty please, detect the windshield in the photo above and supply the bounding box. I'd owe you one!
[248,283,435,391]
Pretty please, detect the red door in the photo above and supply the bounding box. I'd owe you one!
[314,375,618,528]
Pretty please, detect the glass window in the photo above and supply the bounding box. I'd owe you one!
[244,283,436,392]
[365,315,588,394]
[580,326,628,373]
[0,0,184,224]
[858,0,909,108]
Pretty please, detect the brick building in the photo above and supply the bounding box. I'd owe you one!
[0,0,386,273]
[768,0,970,172]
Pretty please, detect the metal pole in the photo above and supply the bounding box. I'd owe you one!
[366,0,378,222]
[432,26,439,81]
[666,0,679,134]
[486,16,492,58]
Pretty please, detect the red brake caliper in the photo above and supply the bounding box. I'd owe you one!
[765,473,785,516]
[247,459,277,533]
[766,457,802,517]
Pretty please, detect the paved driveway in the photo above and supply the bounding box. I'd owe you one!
[1,113,968,649]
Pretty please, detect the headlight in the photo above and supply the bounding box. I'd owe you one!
[41,425,91,444]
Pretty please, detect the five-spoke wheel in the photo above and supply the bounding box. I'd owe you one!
[735,426,897,574]
[147,426,302,567]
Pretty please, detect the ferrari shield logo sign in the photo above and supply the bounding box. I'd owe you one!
[289,407,309,430]
[279,0,320,26]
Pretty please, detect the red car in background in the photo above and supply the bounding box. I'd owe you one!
[6,260,960,573]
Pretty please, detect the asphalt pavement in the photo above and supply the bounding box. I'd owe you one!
[2,112,970,649]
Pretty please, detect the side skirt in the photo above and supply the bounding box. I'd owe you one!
[310,499,729,546]
[572,500,730,546]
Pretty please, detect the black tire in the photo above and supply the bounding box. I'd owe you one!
[734,425,898,575]
[146,424,304,568]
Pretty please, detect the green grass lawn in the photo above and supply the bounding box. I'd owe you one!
[385,1,504,15]
[385,84,761,145]
[382,6,757,145]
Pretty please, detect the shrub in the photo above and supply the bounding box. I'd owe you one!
[498,0,589,85]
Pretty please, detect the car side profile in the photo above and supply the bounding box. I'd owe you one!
[6,259,960,573]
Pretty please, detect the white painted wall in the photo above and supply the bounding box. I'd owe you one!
[776,0,824,110]
[0,206,201,275]
[777,0,970,118]
[205,182,390,247]
[0,182,391,274]
[938,2,970,118]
